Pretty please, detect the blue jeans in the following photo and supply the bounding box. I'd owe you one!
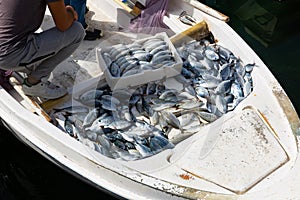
[64,0,87,28]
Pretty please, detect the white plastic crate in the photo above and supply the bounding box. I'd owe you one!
[96,32,183,90]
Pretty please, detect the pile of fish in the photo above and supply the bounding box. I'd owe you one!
[101,36,176,77]
[54,38,255,161]
[176,39,255,115]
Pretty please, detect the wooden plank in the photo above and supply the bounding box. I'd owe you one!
[9,76,53,122]
[113,0,132,12]
[113,0,139,16]
[170,20,210,47]
[188,0,229,22]
[40,94,71,113]
[7,89,36,113]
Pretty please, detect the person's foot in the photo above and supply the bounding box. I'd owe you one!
[22,78,67,99]
[84,29,103,41]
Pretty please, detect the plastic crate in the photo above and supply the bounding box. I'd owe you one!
[96,32,183,90]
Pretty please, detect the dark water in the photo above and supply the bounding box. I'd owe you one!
[0,122,118,200]
[1,1,299,199]
[204,0,300,114]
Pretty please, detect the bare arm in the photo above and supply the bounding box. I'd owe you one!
[47,0,78,32]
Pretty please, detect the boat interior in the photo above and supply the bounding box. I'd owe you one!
[1,0,299,198]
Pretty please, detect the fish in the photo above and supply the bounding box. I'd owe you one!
[151,54,174,65]
[144,41,166,52]
[149,44,168,55]
[102,52,112,66]
[107,119,132,130]
[179,15,195,26]
[198,111,218,123]
[204,49,219,61]
[82,108,100,128]
[215,94,227,114]
[218,45,233,61]
[151,100,177,111]
[161,111,181,130]
[214,80,232,95]
[64,116,77,138]
[75,89,104,103]
[53,105,89,115]
[109,62,121,77]
[61,37,255,161]
[133,137,153,157]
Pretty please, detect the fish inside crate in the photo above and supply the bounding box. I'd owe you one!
[96,32,183,90]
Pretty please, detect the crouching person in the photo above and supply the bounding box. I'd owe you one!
[0,0,85,99]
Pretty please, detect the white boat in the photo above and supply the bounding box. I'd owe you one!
[1,0,300,199]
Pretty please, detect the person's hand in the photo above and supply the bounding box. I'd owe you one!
[47,1,78,31]
[65,5,78,21]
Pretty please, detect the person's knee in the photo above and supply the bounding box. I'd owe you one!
[71,21,85,42]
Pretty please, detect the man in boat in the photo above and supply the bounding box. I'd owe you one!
[64,0,103,40]
[0,0,85,99]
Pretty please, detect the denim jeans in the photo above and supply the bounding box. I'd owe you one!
[64,0,87,28]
